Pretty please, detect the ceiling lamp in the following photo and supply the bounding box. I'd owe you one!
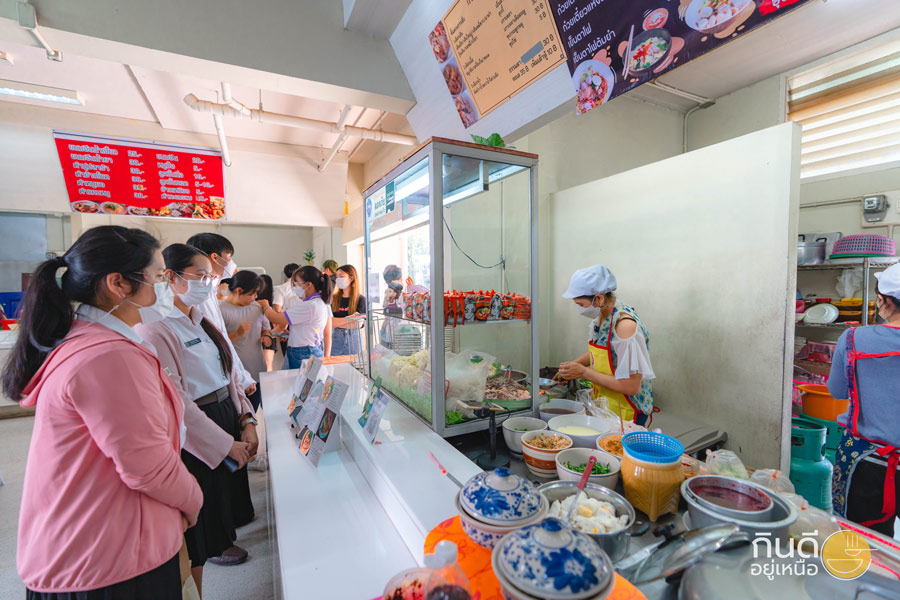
[0,79,83,105]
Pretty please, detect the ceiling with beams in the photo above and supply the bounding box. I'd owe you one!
[0,38,413,165]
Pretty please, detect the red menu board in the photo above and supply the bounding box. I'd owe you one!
[54,131,226,220]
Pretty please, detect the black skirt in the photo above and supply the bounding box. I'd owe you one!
[26,553,180,600]
[182,394,254,567]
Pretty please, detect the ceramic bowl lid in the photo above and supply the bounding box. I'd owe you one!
[494,517,614,600]
[459,467,543,526]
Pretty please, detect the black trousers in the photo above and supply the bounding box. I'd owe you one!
[847,456,900,537]
[26,554,180,600]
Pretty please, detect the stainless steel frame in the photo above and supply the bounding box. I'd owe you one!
[363,139,540,437]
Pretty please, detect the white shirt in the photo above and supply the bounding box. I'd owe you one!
[164,307,230,400]
[272,280,292,308]
[285,294,330,348]
[198,287,255,388]
[75,304,155,353]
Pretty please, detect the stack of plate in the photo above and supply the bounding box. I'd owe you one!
[802,303,838,324]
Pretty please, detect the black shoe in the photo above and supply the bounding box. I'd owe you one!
[207,545,248,566]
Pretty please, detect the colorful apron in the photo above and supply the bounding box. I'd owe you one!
[832,326,900,526]
[589,302,654,423]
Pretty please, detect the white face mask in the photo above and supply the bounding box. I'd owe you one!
[222,259,237,279]
[124,281,175,324]
[293,284,307,299]
[178,277,214,307]
[578,296,604,320]
[215,256,236,278]
[336,277,350,290]
[579,305,603,320]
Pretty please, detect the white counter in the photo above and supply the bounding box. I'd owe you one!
[260,364,481,600]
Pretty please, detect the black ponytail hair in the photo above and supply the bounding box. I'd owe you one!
[295,265,333,304]
[162,243,233,375]
[2,226,160,399]
[258,274,274,304]
[227,270,262,295]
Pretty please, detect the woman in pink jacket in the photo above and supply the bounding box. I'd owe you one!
[2,226,203,600]
[136,243,257,595]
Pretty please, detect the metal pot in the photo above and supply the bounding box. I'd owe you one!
[683,481,798,543]
[683,476,774,523]
[537,480,648,562]
[797,238,827,266]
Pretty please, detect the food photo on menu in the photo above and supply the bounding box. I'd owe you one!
[428,19,481,128]
[555,0,811,115]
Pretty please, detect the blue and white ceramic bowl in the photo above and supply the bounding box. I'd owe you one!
[459,467,544,527]
[492,517,614,600]
[456,494,548,550]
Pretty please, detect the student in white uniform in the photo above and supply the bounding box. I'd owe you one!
[185,233,257,399]
[271,262,299,356]
[258,265,333,369]
[136,244,258,592]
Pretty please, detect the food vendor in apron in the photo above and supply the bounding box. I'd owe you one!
[557,265,656,426]
[830,264,900,536]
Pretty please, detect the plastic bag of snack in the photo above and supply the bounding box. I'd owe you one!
[414,293,425,320]
[782,492,840,553]
[462,292,477,324]
[474,291,491,321]
[403,293,415,320]
[749,468,795,494]
[489,292,503,320]
[423,293,431,323]
[443,292,454,326]
[514,295,532,319]
[705,449,749,480]
[500,294,515,319]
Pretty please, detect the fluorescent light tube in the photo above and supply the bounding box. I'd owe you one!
[0,79,82,105]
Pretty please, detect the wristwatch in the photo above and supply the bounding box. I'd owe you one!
[241,416,259,427]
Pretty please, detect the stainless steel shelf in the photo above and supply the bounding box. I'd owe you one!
[372,310,530,327]
[797,264,857,271]
[798,261,897,271]
[795,322,853,330]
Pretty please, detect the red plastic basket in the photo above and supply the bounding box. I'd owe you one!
[830,234,896,258]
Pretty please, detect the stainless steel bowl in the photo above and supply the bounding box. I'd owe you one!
[683,482,798,543]
[537,480,647,562]
[683,476,774,523]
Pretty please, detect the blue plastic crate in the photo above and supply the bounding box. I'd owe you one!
[0,292,24,318]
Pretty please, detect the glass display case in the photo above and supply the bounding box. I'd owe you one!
[363,138,539,437]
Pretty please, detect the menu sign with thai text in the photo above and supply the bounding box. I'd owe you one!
[547,0,812,115]
[54,131,226,220]
[429,0,567,128]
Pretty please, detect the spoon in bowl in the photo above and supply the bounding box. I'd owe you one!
[565,455,598,526]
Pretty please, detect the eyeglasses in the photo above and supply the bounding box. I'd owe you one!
[135,271,170,286]
[177,272,216,286]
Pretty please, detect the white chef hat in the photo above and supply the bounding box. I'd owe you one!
[562,264,617,299]
[875,263,900,299]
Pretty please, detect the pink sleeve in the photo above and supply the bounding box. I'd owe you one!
[230,369,254,417]
[138,323,234,469]
[67,344,203,515]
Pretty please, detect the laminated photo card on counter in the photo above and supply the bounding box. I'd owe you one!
[294,376,349,467]
[289,357,325,420]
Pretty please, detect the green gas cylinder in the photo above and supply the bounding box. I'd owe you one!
[794,414,844,466]
[790,417,834,512]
